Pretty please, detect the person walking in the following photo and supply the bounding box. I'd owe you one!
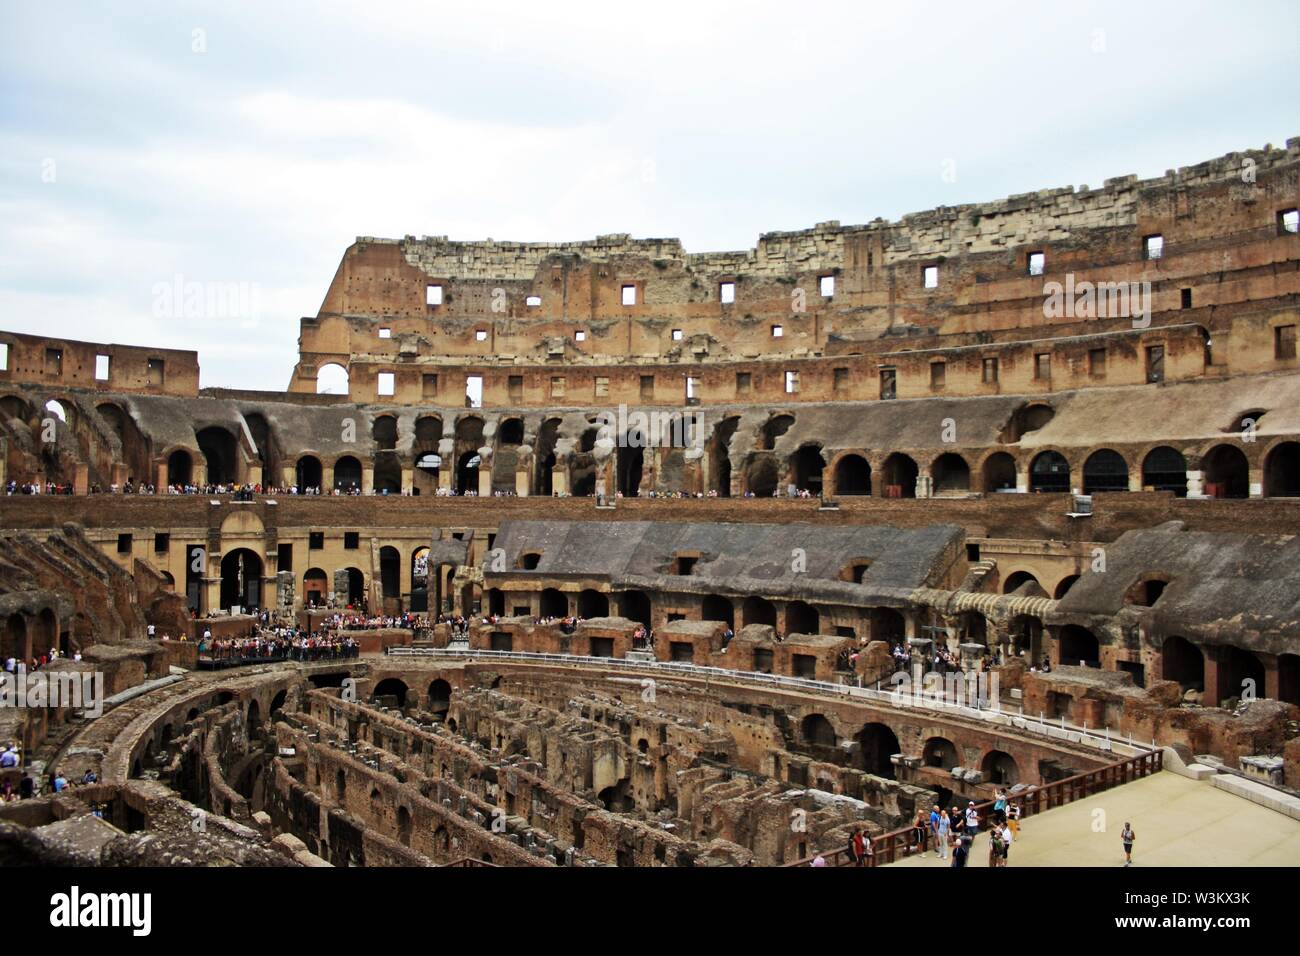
[912,810,929,857]
[1121,822,1136,866]
[848,828,867,867]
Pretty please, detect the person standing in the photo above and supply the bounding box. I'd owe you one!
[849,828,867,867]
[1121,822,1136,866]
[952,834,969,868]
[935,805,951,860]
[965,801,979,835]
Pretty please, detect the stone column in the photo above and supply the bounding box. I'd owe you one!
[1185,468,1204,498]
[362,465,374,495]
[1203,644,1228,708]
[401,465,414,496]
[1015,464,1029,494]
[1261,652,1280,702]
[915,474,932,499]
[1249,468,1264,499]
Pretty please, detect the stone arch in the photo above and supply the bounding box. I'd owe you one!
[303,568,328,605]
[708,416,741,497]
[833,453,871,495]
[1054,574,1080,599]
[880,453,918,498]
[296,455,322,489]
[1220,645,1265,704]
[316,363,349,395]
[1029,450,1070,493]
[791,444,824,495]
[800,713,837,748]
[373,678,409,706]
[854,722,900,778]
[1263,440,1300,497]
[372,414,398,450]
[1000,402,1055,443]
[743,455,781,497]
[981,451,1017,493]
[427,679,452,717]
[931,452,971,495]
[1081,448,1129,494]
[759,413,795,450]
[334,455,362,493]
[922,736,959,770]
[498,418,525,446]
[379,546,401,600]
[981,750,1020,785]
[869,607,905,643]
[167,448,194,486]
[197,426,239,485]
[3,613,27,661]
[1002,570,1040,595]
[219,548,263,610]
[1201,444,1249,499]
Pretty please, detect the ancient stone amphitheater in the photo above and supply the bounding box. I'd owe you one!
[2,137,1299,867]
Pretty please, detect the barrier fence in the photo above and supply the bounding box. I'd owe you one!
[785,747,1164,867]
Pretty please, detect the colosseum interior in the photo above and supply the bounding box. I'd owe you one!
[3,137,1300,869]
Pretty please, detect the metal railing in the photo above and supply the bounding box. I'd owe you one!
[785,748,1163,867]
[385,646,1149,759]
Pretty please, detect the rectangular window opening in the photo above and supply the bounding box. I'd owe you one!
[1089,348,1107,376]
[426,284,443,306]
[819,275,834,297]
[621,284,637,306]
[1027,252,1045,276]
[466,375,483,408]
[1181,288,1192,309]
[1144,234,1164,260]
[784,370,799,394]
[525,295,542,307]
[1274,324,1295,360]
[982,357,999,384]
[719,281,735,304]
[771,324,784,338]
[930,361,946,389]
[879,368,896,400]
[95,354,111,381]
[378,327,392,339]
[1278,208,1299,235]
[923,265,939,289]
[377,372,395,396]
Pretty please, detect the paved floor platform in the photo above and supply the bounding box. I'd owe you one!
[890,771,1300,867]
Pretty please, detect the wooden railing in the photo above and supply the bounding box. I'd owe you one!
[786,747,1163,867]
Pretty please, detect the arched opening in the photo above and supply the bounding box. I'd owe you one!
[577,589,608,618]
[197,427,238,485]
[372,415,398,450]
[982,452,1018,493]
[33,608,58,658]
[427,679,452,717]
[742,596,776,628]
[44,399,67,424]
[246,699,262,736]
[2,614,26,661]
[397,806,413,847]
[219,548,263,610]
[786,600,819,635]
[1220,645,1265,704]
[760,414,795,450]
[743,456,780,497]
[620,591,651,628]
[379,546,401,602]
[410,548,430,613]
[1202,444,1249,499]
[539,588,568,618]
[1263,441,1300,497]
[931,452,971,495]
[534,418,561,496]
[791,445,824,495]
[269,690,286,716]
[922,737,959,770]
[834,454,871,495]
[1059,625,1100,668]
[855,723,900,778]
[617,435,644,497]
[168,449,193,486]
[499,418,524,446]
[1142,446,1187,495]
[1161,636,1203,691]
[1000,402,1055,443]
[701,594,734,630]
[486,588,505,616]
[344,567,365,606]
[709,417,740,497]
[880,453,918,498]
[296,455,322,490]
[1029,450,1070,493]
[456,451,481,495]
[869,607,905,644]
[316,363,349,395]
[373,453,402,494]
[334,455,362,493]
[1082,449,1129,494]
[1002,571,1041,595]
[981,750,1020,786]
[1054,575,1080,599]
[800,713,837,748]
[373,678,409,707]
[303,568,328,606]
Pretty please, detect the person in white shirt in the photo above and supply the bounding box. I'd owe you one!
[999,821,1013,866]
[965,802,979,833]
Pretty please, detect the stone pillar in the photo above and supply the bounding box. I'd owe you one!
[1128,468,1143,492]
[276,570,295,610]
[915,474,932,499]
[401,465,414,496]
[281,464,296,490]
[515,468,530,497]
[362,465,374,495]
[332,568,350,607]
[552,466,568,496]
[1261,652,1280,702]
[1203,644,1229,707]
[1186,468,1204,498]
[73,462,89,496]
[1016,464,1029,494]
[246,463,263,487]
[907,637,932,687]
[1249,468,1264,499]
[438,465,452,493]
[322,463,335,493]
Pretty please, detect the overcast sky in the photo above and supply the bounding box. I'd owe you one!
[2,1,1297,390]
